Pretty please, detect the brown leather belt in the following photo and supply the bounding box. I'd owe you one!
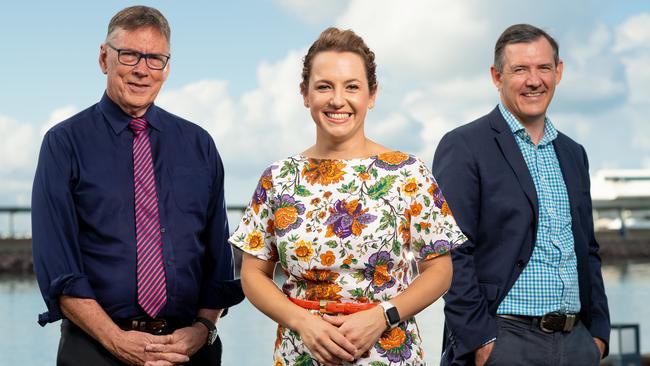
[498,312,580,333]
[114,318,192,335]
[288,297,377,315]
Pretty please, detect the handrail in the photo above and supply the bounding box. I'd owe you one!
[0,206,248,238]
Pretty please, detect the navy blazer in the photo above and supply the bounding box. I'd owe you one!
[433,107,610,366]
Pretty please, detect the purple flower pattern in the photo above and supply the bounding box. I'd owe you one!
[324,199,376,239]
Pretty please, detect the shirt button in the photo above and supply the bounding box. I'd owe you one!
[547,208,553,214]
[160,227,166,233]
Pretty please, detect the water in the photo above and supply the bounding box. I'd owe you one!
[0,279,443,365]
[1,262,647,365]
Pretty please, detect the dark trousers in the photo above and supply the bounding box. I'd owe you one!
[57,319,222,366]
[485,316,601,366]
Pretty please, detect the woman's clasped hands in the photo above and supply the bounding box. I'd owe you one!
[295,306,387,366]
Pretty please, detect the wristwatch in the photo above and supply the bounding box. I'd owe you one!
[194,317,218,346]
[379,302,400,329]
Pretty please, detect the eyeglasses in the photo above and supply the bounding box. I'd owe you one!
[105,42,170,70]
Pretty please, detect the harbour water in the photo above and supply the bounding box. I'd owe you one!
[1,261,648,365]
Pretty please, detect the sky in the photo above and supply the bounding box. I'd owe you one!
[1,0,649,211]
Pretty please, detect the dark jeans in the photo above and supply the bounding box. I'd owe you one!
[57,319,222,366]
[485,316,601,366]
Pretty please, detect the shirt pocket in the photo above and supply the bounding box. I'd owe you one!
[169,167,211,217]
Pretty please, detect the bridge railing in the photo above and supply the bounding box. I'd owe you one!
[0,206,247,239]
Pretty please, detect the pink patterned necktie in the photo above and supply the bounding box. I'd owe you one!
[130,118,167,318]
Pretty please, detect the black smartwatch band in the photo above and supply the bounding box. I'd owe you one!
[194,317,217,345]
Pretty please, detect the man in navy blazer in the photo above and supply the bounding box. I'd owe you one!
[433,24,610,365]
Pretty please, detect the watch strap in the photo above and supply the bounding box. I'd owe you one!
[194,317,217,345]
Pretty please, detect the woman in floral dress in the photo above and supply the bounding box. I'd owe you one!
[229,27,466,366]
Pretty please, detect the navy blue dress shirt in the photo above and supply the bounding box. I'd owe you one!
[32,93,243,325]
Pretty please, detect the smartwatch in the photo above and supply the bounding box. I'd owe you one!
[379,302,400,329]
[194,317,218,346]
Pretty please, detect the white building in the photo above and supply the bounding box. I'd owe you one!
[591,170,650,231]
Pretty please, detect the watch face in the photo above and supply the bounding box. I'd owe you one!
[208,330,218,345]
[386,307,400,325]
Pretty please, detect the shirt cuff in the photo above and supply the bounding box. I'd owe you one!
[38,274,95,326]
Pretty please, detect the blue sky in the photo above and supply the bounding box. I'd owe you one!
[1,0,649,212]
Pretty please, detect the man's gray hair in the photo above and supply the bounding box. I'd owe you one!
[107,6,170,43]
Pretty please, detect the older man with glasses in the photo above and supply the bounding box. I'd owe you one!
[32,6,243,366]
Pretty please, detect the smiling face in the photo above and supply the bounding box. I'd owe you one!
[99,26,170,117]
[491,37,563,127]
[302,51,377,145]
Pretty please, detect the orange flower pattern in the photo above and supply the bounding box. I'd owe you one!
[229,152,466,365]
[320,251,335,266]
[302,159,347,186]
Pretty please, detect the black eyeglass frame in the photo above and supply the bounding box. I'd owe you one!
[105,42,171,70]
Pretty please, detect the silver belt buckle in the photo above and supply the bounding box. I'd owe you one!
[563,314,576,332]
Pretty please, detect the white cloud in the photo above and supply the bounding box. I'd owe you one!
[335,0,490,81]
[643,157,650,169]
[559,24,626,107]
[156,50,310,203]
[275,0,350,25]
[41,105,78,136]
[157,80,235,140]
[5,1,650,209]
[613,13,650,53]
[0,115,36,174]
[0,115,38,205]
[620,54,650,107]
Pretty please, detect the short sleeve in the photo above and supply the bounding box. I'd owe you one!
[228,165,279,262]
[408,158,466,262]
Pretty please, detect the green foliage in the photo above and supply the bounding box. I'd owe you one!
[349,288,365,298]
[325,240,338,248]
[278,161,295,178]
[294,184,312,197]
[353,165,368,173]
[337,180,359,194]
[379,210,396,230]
[278,242,288,268]
[392,240,401,256]
[293,353,313,366]
[367,175,398,200]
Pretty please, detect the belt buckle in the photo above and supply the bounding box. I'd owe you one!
[318,300,336,315]
[319,300,333,314]
[150,319,167,335]
[563,314,576,332]
[539,312,560,333]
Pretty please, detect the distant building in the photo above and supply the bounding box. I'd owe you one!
[591,170,650,231]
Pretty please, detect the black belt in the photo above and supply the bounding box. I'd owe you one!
[113,318,193,335]
[497,312,580,333]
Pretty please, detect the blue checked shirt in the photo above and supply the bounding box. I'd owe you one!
[496,103,581,316]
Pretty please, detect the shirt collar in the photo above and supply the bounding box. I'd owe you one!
[98,92,164,134]
[498,102,558,145]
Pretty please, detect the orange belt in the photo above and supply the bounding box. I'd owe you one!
[288,297,377,314]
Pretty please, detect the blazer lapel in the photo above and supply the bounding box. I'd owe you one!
[554,135,581,211]
[489,107,539,219]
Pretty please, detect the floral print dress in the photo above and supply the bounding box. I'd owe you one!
[229,151,466,366]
